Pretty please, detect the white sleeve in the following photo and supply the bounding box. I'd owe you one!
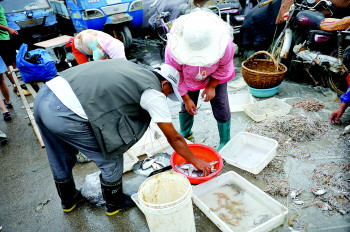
[140,89,172,123]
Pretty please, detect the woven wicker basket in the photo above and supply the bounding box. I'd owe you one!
[242,51,287,89]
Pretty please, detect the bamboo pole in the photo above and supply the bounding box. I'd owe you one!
[10,67,45,148]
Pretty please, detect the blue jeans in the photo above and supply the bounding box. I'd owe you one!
[33,85,123,183]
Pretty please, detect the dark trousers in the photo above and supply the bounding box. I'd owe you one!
[180,82,231,123]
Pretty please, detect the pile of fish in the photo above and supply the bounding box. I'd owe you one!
[141,157,167,170]
[175,161,218,177]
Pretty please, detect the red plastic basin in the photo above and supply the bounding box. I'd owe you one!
[170,144,223,185]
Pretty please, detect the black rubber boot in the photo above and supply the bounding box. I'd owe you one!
[100,175,135,216]
[54,177,84,212]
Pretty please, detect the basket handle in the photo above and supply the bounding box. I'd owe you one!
[245,51,279,71]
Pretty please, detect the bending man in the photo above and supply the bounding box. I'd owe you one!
[33,59,211,216]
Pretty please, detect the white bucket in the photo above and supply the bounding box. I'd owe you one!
[137,172,196,232]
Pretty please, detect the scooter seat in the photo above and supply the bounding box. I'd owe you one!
[320,16,350,31]
[210,3,241,10]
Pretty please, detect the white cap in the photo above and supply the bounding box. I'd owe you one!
[154,64,183,102]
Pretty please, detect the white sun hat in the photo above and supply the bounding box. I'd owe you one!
[153,64,183,102]
[167,8,233,67]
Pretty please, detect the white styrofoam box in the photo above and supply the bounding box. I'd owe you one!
[228,92,255,112]
[192,171,288,232]
[220,132,278,174]
[123,152,139,173]
[244,98,292,122]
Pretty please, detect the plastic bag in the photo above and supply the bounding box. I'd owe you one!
[81,171,105,206]
[16,43,57,83]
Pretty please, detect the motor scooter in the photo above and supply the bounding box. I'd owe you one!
[270,0,349,94]
[49,0,144,49]
[1,0,59,45]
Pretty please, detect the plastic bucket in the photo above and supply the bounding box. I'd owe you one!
[137,172,196,232]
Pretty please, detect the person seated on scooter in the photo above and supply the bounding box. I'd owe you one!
[70,29,126,65]
[165,8,235,151]
[33,59,212,216]
[330,46,350,123]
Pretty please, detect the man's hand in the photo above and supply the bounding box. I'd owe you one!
[157,122,211,175]
[191,158,211,176]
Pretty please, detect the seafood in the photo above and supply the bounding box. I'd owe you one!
[142,158,156,170]
[176,161,219,177]
[219,213,239,226]
[287,213,298,227]
[293,200,304,205]
[142,158,167,170]
[290,191,297,199]
[292,98,325,112]
[311,188,327,196]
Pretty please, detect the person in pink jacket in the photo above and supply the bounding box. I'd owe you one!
[165,8,235,151]
[70,29,126,65]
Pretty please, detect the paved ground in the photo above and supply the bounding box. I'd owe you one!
[0,38,349,232]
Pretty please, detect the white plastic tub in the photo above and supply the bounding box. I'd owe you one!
[244,98,291,122]
[228,92,255,112]
[192,171,288,232]
[123,152,138,173]
[132,172,196,232]
[220,132,278,174]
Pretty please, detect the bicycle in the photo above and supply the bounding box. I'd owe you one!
[148,0,172,42]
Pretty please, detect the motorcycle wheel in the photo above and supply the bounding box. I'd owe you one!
[112,26,132,49]
[156,26,168,42]
[270,30,285,63]
[326,71,348,95]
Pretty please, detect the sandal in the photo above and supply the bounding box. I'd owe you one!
[3,112,11,121]
[3,100,13,109]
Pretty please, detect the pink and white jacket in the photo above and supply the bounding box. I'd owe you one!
[165,41,235,96]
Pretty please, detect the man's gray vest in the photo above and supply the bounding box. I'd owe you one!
[61,59,162,160]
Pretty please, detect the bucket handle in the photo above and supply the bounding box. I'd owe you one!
[245,50,279,71]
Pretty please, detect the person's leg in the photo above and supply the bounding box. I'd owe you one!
[34,85,133,215]
[34,85,84,212]
[210,82,231,151]
[0,94,11,121]
[0,41,17,92]
[179,90,200,140]
[0,73,12,108]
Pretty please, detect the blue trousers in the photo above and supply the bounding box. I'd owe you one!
[33,85,123,183]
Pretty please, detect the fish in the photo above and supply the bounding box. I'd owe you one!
[293,200,304,205]
[141,158,156,170]
[311,188,327,196]
[176,161,218,177]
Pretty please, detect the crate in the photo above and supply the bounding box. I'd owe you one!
[220,132,278,174]
[244,98,292,122]
[192,171,288,232]
[123,152,139,173]
[228,92,255,112]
